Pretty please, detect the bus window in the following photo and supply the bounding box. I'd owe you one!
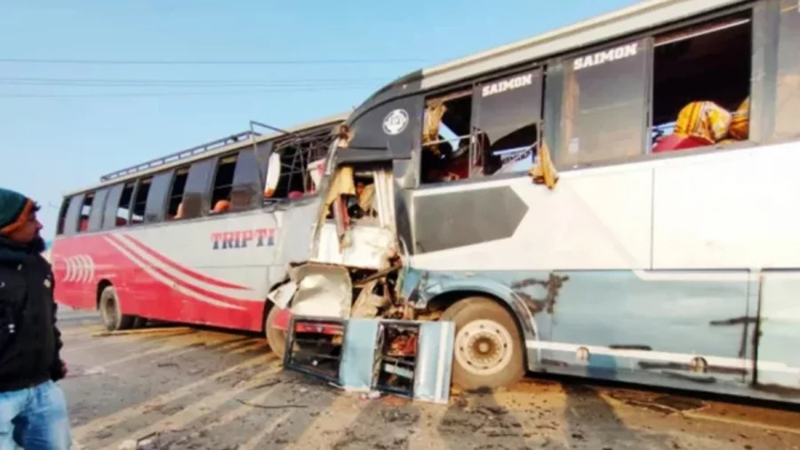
[267,134,328,200]
[78,193,95,232]
[115,183,135,227]
[56,198,70,235]
[181,158,216,220]
[144,171,173,224]
[555,38,649,168]
[473,68,543,176]
[102,184,125,229]
[651,12,752,153]
[87,188,109,232]
[182,159,216,219]
[62,194,84,236]
[230,148,263,211]
[774,0,800,140]
[131,177,152,225]
[210,154,237,214]
[166,166,189,220]
[420,89,473,184]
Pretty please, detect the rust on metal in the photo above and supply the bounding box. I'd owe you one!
[511,273,569,314]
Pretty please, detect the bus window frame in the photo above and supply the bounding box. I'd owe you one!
[416,62,547,189]
[144,170,175,224]
[402,2,762,184]
[56,197,70,236]
[209,153,239,215]
[87,187,110,232]
[549,2,758,171]
[180,156,218,221]
[129,176,152,227]
[472,67,545,177]
[262,128,331,206]
[230,147,267,213]
[766,0,800,142]
[62,193,85,236]
[165,165,191,221]
[102,183,125,231]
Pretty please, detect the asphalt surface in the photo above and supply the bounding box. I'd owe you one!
[56,308,800,450]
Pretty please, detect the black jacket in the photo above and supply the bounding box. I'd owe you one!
[0,236,65,392]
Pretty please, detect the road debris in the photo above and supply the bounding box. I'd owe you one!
[91,327,193,338]
[235,399,308,409]
[285,316,455,404]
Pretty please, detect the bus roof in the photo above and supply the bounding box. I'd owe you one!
[371,0,745,100]
[64,111,349,197]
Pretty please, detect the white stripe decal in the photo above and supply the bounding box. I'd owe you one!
[632,270,751,282]
[63,256,74,282]
[525,340,800,375]
[112,234,256,302]
[104,236,244,311]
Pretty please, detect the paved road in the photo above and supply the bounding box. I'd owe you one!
[56,308,800,450]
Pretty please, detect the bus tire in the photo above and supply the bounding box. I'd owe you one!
[265,305,287,360]
[442,297,525,390]
[99,286,135,332]
[132,316,148,329]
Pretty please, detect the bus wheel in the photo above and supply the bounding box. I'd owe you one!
[442,297,525,390]
[132,316,148,329]
[265,306,287,360]
[99,286,135,332]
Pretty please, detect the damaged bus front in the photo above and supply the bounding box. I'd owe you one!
[264,67,556,390]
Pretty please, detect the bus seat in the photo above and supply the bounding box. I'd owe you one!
[652,134,714,153]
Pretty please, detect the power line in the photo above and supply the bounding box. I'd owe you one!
[0,57,425,66]
[0,78,381,89]
[0,76,385,86]
[0,86,374,98]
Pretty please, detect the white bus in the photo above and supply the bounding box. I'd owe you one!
[275,0,800,403]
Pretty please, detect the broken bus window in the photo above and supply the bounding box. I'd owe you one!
[473,68,544,176]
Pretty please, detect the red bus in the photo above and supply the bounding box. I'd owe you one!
[51,113,346,345]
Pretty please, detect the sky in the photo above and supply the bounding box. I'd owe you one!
[0,0,640,238]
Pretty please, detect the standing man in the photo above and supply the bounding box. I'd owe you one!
[0,188,70,450]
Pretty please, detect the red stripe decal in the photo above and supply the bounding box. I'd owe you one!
[119,234,250,291]
[146,261,256,307]
[106,235,256,307]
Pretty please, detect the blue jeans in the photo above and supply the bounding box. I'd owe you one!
[0,381,71,450]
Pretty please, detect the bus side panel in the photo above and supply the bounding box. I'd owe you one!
[410,166,653,272]
[409,268,755,399]
[116,210,279,332]
[52,233,130,311]
[757,271,800,393]
[540,270,750,393]
[269,199,322,289]
[652,142,800,270]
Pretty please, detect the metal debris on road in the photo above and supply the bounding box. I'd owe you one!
[91,327,193,338]
[284,316,455,404]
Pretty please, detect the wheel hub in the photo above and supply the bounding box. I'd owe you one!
[454,319,514,376]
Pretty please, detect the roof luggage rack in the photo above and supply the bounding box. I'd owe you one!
[100,130,259,182]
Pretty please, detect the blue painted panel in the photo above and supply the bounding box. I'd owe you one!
[340,318,380,392]
[414,321,455,404]
[758,272,800,391]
